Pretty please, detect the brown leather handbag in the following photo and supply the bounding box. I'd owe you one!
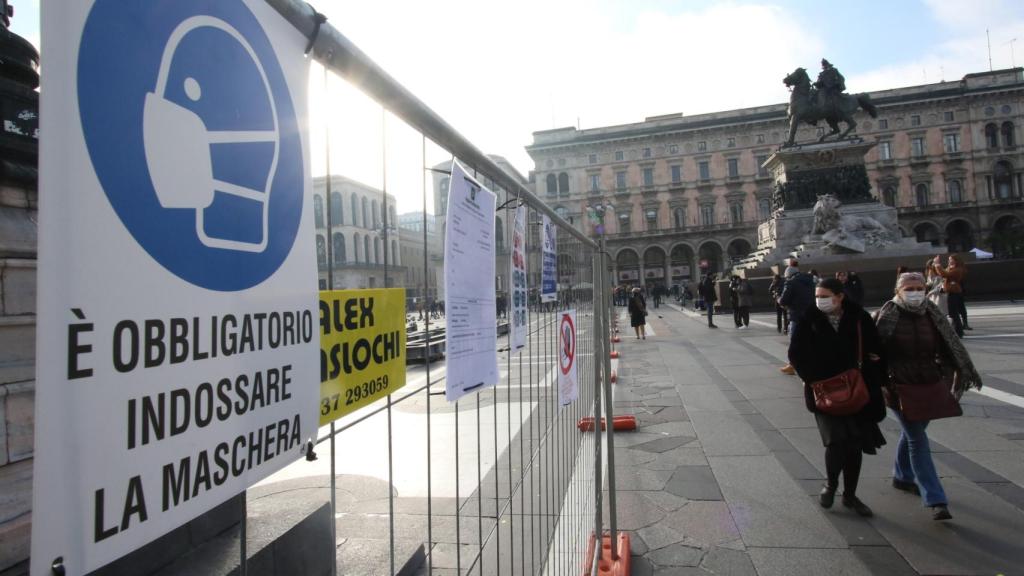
[810,321,870,416]
[896,372,963,423]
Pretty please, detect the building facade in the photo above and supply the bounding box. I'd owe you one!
[525,68,1024,287]
[313,175,402,290]
[397,211,443,302]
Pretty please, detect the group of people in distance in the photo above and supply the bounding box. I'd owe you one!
[779,256,980,521]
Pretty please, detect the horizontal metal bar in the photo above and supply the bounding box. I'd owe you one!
[262,0,597,248]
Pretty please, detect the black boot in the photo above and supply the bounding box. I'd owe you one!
[842,495,873,517]
[819,485,836,509]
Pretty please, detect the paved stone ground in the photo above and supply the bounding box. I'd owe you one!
[608,302,1024,576]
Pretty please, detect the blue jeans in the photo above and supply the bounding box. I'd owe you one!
[893,412,948,506]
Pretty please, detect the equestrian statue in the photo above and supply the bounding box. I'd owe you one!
[783,59,877,147]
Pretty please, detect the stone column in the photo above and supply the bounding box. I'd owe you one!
[0,26,38,571]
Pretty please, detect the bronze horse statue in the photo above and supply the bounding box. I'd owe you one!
[783,67,877,146]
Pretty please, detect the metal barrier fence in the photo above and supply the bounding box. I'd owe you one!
[243,2,623,575]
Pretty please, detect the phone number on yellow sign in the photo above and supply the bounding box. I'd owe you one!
[320,375,390,415]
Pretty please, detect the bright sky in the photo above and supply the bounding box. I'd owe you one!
[10,0,1024,213]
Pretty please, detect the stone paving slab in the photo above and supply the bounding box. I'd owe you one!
[611,303,1024,576]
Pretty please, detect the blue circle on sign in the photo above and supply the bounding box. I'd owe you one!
[78,0,304,291]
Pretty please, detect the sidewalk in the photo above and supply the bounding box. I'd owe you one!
[608,303,1024,576]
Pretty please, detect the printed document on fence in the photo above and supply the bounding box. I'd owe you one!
[444,160,499,402]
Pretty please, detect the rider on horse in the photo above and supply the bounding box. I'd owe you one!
[814,59,846,115]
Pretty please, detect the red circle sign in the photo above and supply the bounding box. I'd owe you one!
[559,313,576,375]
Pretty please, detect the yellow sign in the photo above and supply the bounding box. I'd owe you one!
[319,288,406,424]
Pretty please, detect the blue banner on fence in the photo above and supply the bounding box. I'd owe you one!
[541,214,557,303]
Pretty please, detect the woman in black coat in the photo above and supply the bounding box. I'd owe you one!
[788,278,887,517]
[627,287,647,340]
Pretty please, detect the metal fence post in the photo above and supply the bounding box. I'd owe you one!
[591,246,606,575]
[599,237,619,560]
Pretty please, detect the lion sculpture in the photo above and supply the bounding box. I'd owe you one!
[811,194,893,252]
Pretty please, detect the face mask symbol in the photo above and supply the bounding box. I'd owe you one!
[143,16,279,253]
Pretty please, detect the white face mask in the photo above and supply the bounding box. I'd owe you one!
[901,291,926,307]
[816,296,837,313]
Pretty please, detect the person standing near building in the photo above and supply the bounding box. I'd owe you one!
[699,273,718,328]
[924,259,948,316]
[931,254,970,336]
[729,276,742,328]
[875,272,983,521]
[788,277,886,518]
[779,262,815,374]
[769,273,789,334]
[736,276,754,330]
[628,286,648,340]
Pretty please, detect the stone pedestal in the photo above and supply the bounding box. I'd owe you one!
[735,139,941,277]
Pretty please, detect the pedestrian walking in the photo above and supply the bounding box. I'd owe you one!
[628,286,648,340]
[930,254,970,336]
[837,270,864,306]
[874,272,983,521]
[699,274,718,328]
[729,276,742,328]
[924,259,948,315]
[789,277,887,518]
[778,263,815,374]
[736,276,754,329]
[769,273,789,334]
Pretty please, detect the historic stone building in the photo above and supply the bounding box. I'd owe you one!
[313,175,402,290]
[525,68,1024,287]
[397,211,442,302]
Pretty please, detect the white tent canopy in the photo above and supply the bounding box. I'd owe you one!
[970,247,994,260]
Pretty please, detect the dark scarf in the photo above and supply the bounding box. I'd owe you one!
[875,298,982,399]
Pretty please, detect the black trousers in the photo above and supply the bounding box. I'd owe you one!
[738,306,750,327]
[948,293,968,335]
[825,441,863,496]
[776,305,789,333]
[707,304,715,326]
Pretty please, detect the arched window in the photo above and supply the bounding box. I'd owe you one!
[316,234,326,267]
[617,212,631,234]
[364,235,371,265]
[645,208,658,230]
[915,183,929,207]
[758,198,772,220]
[946,180,964,204]
[729,202,744,224]
[372,200,379,229]
[558,172,570,195]
[985,123,999,148]
[883,186,897,207]
[330,191,343,226]
[546,174,557,195]
[1002,121,1015,147]
[994,160,1015,199]
[673,207,686,229]
[374,237,381,264]
[353,232,361,262]
[350,194,359,227]
[314,195,324,228]
[332,232,346,264]
[361,197,369,230]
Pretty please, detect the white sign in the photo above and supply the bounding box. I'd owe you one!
[645,268,665,279]
[33,2,317,574]
[444,160,499,402]
[619,270,639,281]
[509,205,527,353]
[558,310,579,406]
[541,215,557,303]
[671,265,691,278]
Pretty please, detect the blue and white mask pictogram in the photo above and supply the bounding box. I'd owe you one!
[143,15,278,253]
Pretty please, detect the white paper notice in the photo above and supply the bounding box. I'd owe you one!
[558,309,579,406]
[541,215,557,303]
[509,205,527,353]
[444,160,499,402]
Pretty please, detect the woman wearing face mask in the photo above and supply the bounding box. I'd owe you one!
[874,273,983,521]
[789,278,887,517]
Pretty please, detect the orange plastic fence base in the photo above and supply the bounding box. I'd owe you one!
[610,370,617,383]
[611,336,621,343]
[576,415,637,432]
[609,350,620,359]
[583,532,631,576]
